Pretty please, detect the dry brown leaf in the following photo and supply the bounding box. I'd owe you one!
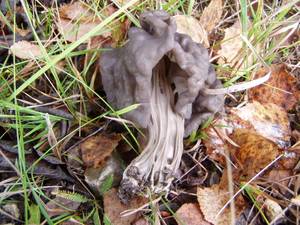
[56,3,125,44]
[204,101,290,164]
[10,41,43,60]
[232,129,280,179]
[173,15,209,47]
[132,217,150,225]
[267,169,292,194]
[56,18,109,43]
[204,113,253,164]
[197,184,246,225]
[80,133,121,168]
[46,196,81,217]
[103,188,148,225]
[199,0,223,33]
[176,203,210,225]
[217,20,243,66]
[59,1,94,21]
[231,101,291,148]
[248,64,300,111]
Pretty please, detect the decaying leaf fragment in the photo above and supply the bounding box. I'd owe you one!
[103,188,148,225]
[218,20,243,67]
[10,41,43,60]
[56,2,125,44]
[176,203,210,225]
[231,101,291,148]
[197,184,246,225]
[232,129,280,179]
[204,101,290,164]
[173,15,209,47]
[46,195,81,217]
[199,0,223,33]
[80,133,121,168]
[248,64,300,111]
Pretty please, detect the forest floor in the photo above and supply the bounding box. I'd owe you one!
[0,0,299,224]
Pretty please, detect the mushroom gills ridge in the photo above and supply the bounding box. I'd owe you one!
[120,62,184,199]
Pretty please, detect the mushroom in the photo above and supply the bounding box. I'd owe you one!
[99,10,223,202]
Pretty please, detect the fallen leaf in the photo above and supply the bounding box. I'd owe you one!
[232,129,279,179]
[103,188,148,225]
[204,113,253,164]
[173,15,209,47]
[199,0,223,33]
[46,196,81,217]
[59,1,94,21]
[132,217,150,225]
[267,169,292,194]
[175,203,210,225]
[56,18,108,43]
[56,3,127,45]
[204,101,290,164]
[197,184,246,225]
[217,20,243,66]
[10,41,42,60]
[80,133,121,168]
[231,101,291,148]
[248,64,300,111]
[0,149,73,182]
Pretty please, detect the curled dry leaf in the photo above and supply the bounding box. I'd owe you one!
[248,64,300,111]
[80,133,121,168]
[232,129,280,179]
[10,41,42,60]
[103,188,148,225]
[173,15,209,47]
[199,0,223,34]
[197,184,246,225]
[175,203,210,225]
[217,20,243,67]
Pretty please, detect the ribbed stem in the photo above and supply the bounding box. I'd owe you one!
[119,62,184,201]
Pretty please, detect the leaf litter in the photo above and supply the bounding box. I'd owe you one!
[248,64,300,111]
[1,1,300,224]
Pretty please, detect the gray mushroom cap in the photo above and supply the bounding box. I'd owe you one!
[99,10,223,136]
